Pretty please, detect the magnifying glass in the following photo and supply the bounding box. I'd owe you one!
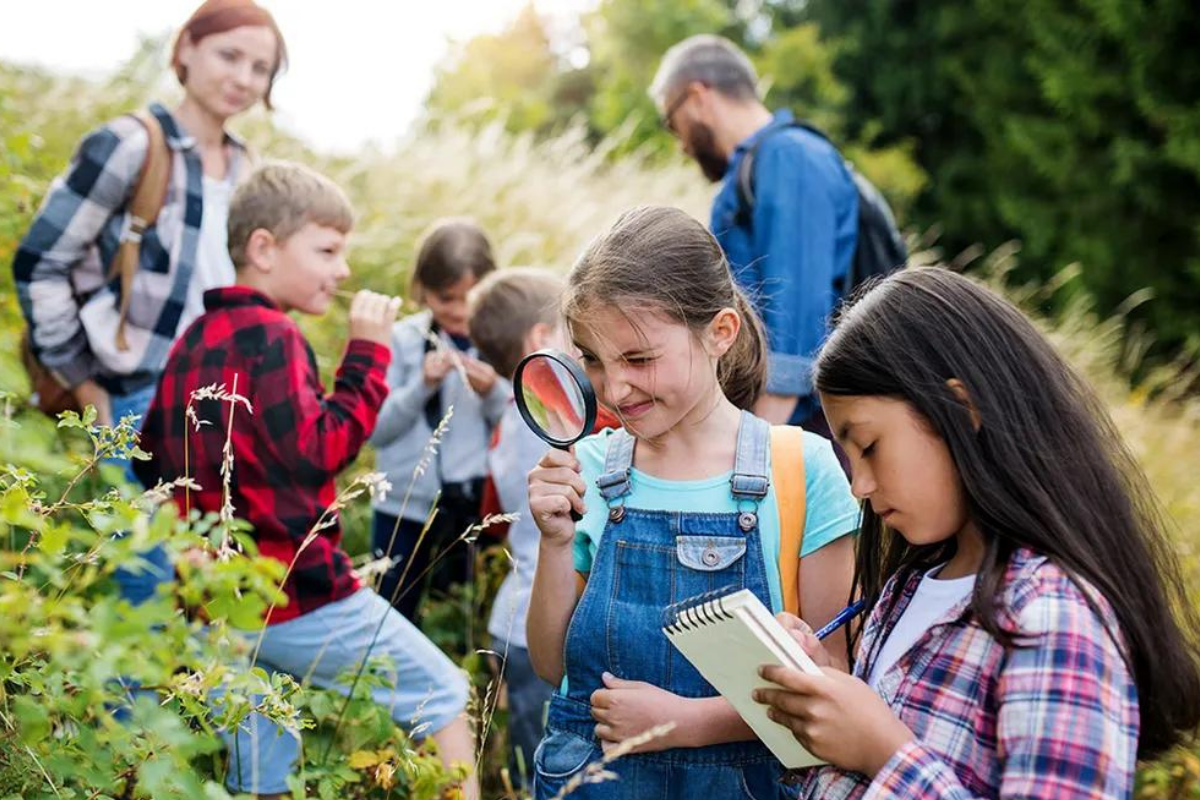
[513,349,597,449]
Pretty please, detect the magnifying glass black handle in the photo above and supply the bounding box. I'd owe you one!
[550,442,585,523]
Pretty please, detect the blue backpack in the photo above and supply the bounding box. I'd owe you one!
[734,121,908,294]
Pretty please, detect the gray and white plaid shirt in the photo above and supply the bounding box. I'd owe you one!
[13,102,248,396]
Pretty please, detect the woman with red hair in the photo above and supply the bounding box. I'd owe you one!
[13,0,286,431]
[12,5,287,791]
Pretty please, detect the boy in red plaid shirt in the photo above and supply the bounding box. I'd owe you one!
[135,161,477,799]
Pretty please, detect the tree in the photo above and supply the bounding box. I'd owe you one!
[425,5,590,135]
[583,0,740,155]
[806,0,1200,355]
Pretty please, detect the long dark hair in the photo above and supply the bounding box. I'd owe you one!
[815,267,1200,759]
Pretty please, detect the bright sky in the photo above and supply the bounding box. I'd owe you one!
[0,0,595,153]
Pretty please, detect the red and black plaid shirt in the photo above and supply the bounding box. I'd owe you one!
[135,286,390,624]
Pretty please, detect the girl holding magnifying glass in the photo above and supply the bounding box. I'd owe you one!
[526,206,860,799]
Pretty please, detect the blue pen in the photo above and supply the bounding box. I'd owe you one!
[813,599,868,640]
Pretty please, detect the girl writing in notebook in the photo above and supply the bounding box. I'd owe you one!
[526,206,860,799]
[755,268,1200,799]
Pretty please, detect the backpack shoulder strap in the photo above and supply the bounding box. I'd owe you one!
[110,108,171,351]
[733,120,813,224]
[770,424,807,617]
[734,144,759,223]
[128,109,171,228]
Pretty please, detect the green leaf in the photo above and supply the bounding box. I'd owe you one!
[37,521,68,555]
[13,695,49,743]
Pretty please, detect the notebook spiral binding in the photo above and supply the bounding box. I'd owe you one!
[662,585,739,635]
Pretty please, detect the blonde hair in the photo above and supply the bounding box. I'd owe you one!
[227,160,354,267]
[468,267,566,378]
[563,206,766,410]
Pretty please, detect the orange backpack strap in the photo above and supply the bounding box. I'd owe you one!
[770,425,807,617]
[110,108,171,351]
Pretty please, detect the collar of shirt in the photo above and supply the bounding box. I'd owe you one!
[857,548,1041,679]
[202,284,281,314]
[726,107,799,169]
[148,101,248,154]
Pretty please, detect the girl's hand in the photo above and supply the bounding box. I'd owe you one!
[590,673,688,753]
[776,612,838,670]
[423,351,453,387]
[754,666,914,777]
[463,356,498,395]
[527,448,586,546]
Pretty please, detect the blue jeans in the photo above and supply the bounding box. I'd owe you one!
[225,588,470,794]
[372,484,481,622]
[533,413,787,799]
[108,383,171,605]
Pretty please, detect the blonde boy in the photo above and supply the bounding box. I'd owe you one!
[135,161,477,799]
[468,267,569,787]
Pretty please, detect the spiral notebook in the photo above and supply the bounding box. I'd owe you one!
[663,588,827,769]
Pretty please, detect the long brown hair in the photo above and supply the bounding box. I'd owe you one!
[815,267,1200,759]
[563,205,766,410]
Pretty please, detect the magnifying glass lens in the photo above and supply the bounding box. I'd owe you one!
[514,350,597,450]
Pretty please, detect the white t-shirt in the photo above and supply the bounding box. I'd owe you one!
[183,174,237,323]
[868,564,976,689]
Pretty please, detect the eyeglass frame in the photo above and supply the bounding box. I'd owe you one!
[659,84,697,136]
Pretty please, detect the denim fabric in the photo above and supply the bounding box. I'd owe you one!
[109,383,171,606]
[534,413,788,799]
[710,109,858,418]
[224,588,470,794]
[372,484,481,623]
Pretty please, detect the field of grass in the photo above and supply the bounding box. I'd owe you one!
[2,56,1199,799]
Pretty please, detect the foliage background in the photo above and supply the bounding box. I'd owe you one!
[428,0,1200,363]
[2,2,1200,797]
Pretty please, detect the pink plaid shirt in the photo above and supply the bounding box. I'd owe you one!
[796,548,1138,800]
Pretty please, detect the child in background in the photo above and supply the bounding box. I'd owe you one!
[467,267,571,789]
[754,268,1200,800]
[134,162,477,799]
[371,218,510,621]
[526,206,860,799]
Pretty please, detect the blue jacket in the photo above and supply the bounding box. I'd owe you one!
[710,109,858,421]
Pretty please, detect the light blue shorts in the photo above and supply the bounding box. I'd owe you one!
[224,588,469,794]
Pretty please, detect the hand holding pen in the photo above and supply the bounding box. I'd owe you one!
[775,599,867,672]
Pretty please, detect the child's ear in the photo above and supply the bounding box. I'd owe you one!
[705,307,742,358]
[526,322,553,353]
[946,378,982,431]
[243,228,277,274]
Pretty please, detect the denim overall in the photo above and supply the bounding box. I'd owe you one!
[533,412,786,800]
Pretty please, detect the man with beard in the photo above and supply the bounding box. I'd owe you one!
[649,35,858,432]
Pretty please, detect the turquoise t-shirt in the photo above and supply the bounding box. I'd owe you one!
[572,428,860,612]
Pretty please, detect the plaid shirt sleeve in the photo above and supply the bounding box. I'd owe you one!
[12,118,146,387]
[864,588,1138,800]
[253,325,391,485]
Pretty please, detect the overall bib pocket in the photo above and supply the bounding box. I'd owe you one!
[675,535,747,572]
[668,535,750,693]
